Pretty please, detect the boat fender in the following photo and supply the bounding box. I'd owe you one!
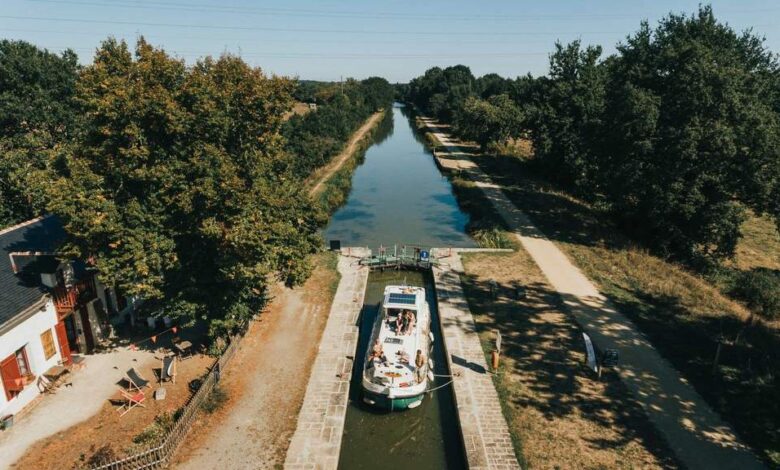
[428,358,434,369]
[429,332,435,343]
[427,370,435,382]
[407,399,422,409]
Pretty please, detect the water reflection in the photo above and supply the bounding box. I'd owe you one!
[324,104,475,249]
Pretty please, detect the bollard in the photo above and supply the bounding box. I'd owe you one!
[491,350,500,372]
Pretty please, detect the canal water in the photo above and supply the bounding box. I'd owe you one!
[324,104,475,249]
[339,270,466,470]
[331,105,472,469]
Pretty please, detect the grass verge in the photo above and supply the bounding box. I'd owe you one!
[471,151,780,466]
[460,250,679,469]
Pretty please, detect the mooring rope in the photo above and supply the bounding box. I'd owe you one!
[426,379,454,393]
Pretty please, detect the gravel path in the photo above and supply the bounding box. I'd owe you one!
[175,287,327,469]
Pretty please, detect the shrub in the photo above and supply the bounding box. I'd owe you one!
[200,386,228,414]
[730,269,780,319]
[133,412,175,446]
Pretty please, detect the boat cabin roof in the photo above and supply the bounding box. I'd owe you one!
[382,285,424,311]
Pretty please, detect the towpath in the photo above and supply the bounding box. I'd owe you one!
[420,118,764,470]
[308,111,385,197]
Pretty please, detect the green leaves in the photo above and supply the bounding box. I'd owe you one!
[53,38,322,336]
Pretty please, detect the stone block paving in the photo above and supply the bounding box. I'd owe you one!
[284,249,369,470]
[432,249,521,470]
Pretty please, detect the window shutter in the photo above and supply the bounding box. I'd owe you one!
[1,354,23,401]
[41,329,56,360]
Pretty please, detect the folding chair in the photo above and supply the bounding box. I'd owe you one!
[117,388,146,416]
[160,356,177,384]
[126,368,152,391]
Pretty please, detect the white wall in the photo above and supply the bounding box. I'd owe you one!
[0,300,62,417]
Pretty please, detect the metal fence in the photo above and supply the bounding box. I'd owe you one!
[90,335,242,470]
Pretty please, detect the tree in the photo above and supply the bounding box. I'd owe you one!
[524,41,606,191]
[50,38,323,337]
[0,40,79,227]
[406,65,476,121]
[599,6,780,261]
[455,94,523,150]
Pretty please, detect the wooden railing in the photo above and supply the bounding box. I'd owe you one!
[53,286,78,315]
[90,335,241,470]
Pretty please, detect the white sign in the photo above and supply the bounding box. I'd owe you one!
[583,333,598,373]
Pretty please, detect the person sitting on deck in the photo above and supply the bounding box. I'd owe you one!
[395,310,404,334]
[369,339,384,362]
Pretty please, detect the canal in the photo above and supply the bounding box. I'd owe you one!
[324,104,475,249]
[329,105,472,470]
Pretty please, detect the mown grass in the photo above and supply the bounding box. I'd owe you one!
[460,250,679,469]
[472,151,780,466]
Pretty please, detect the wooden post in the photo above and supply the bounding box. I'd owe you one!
[712,340,723,375]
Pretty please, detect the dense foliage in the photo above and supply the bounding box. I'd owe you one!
[49,39,323,336]
[283,76,393,179]
[0,40,79,227]
[406,7,780,266]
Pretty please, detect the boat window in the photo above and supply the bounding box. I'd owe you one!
[384,337,403,345]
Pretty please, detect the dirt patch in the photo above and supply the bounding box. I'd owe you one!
[13,353,212,469]
[461,249,680,469]
[172,252,339,469]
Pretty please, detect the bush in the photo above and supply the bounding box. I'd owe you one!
[133,412,175,446]
[730,269,780,319]
[200,386,228,414]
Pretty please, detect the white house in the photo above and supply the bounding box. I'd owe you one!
[0,216,131,420]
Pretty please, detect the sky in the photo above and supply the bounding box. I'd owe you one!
[1,0,778,83]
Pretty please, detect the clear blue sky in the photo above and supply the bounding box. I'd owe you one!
[1,0,778,82]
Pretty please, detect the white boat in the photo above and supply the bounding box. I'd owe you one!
[361,285,433,410]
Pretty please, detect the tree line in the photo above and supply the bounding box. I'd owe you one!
[283,76,393,179]
[0,37,392,338]
[406,6,780,270]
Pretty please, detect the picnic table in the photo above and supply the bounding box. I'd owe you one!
[173,340,193,359]
[39,365,70,393]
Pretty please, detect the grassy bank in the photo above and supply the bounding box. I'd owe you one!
[459,250,679,469]
[470,150,780,466]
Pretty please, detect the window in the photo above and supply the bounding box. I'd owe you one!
[41,329,56,360]
[1,347,30,401]
[15,348,30,377]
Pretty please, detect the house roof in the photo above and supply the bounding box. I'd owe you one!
[0,215,66,328]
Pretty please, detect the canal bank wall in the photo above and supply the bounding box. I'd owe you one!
[432,249,521,470]
[284,249,369,470]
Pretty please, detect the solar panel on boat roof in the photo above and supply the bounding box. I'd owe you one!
[388,293,416,305]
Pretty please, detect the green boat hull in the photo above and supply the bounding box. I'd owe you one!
[362,390,423,411]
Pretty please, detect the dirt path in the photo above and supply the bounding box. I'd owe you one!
[173,256,338,469]
[421,117,765,470]
[308,110,385,197]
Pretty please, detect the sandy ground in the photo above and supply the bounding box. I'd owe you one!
[173,256,337,469]
[0,347,155,469]
[308,110,385,197]
[10,350,211,469]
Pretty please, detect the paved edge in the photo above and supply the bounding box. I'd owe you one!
[432,249,521,470]
[421,117,766,470]
[283,249,369,470]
